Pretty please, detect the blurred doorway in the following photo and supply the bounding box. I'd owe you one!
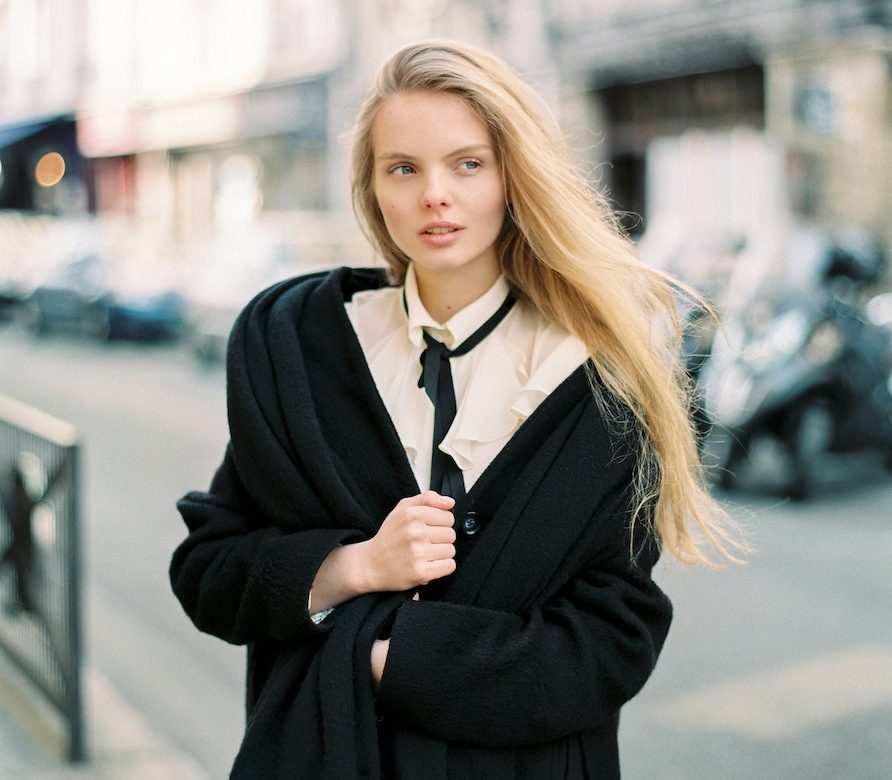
[598,64,765,236]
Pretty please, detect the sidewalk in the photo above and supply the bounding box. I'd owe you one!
[0,652,210,780]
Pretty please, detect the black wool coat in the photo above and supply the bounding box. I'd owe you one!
[169,267,673,779]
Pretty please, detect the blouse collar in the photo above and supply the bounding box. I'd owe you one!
[404,263,513,350]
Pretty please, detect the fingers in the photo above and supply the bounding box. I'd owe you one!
[427,524,457,544]
[413,505,456,527]
[420,490,455,509]
[404,545,454,587]
[422,557,457,583]
[399,491,455,510]
[371,493,460,591]
[427,542,456,562]
[391,503,454,529]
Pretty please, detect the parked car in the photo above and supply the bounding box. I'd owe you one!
[0,212,54,317]
[19,222,186,341]
[21,250,111,336]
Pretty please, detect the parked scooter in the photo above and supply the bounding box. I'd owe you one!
[680,298,719,451]
[700,231,892,499]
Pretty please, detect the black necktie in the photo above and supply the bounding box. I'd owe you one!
[415,293,516,502]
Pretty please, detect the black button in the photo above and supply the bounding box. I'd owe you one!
[461,511,481,535]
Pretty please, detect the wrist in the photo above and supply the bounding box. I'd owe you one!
[311,541,373,613]
[343,540,378,596]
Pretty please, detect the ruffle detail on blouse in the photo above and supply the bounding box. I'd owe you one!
[439,331,529,471]
[510,330,591,420]
[440,324,590,476]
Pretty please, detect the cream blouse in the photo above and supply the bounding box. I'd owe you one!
[345,265,589,492]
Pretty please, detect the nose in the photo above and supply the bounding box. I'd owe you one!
[420,172,450,208]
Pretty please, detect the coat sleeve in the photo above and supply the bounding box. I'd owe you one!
[375,483,672,747]
[169,445,364,646]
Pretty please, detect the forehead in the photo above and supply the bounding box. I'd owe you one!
[371,91,492,156]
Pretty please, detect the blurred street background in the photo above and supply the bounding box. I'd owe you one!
[0,1,890,778]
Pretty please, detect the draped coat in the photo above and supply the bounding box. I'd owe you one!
[169,266,673,779]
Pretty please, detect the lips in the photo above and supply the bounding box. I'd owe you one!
[420,221,463,235]
[418,221,464,248]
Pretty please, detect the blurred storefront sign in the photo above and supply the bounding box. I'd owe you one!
[240,80,327,142]
[78,99,238,158]
[74,111,138,160]
[78,78,326,158]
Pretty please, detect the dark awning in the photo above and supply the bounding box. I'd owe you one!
[0,120,54,151]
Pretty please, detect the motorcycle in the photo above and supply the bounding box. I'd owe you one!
[700,233,892,499]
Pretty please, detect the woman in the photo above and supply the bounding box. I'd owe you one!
[170,40,739,779]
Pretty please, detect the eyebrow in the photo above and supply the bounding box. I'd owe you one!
[376,144,493,162]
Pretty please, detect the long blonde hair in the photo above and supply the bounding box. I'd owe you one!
[350,40,741,565]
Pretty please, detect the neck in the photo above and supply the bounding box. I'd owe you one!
[413,263,502,323]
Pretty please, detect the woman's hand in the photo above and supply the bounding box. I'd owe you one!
[371,638,390,689]
[309,493,455,614]
[371,594,417,689]
[359,491,457,593]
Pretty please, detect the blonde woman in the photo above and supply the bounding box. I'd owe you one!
[171,40,739,779]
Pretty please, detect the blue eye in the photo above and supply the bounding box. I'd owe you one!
[391,164,415,176]
[459,160,481,171]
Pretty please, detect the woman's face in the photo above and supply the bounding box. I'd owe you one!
[371,90,505,291]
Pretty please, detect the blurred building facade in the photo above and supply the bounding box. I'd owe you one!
[550,0,891,270]
[0,0,889,278]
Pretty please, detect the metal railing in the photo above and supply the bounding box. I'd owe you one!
[0,393,84,762]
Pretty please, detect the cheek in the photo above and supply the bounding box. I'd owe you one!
[477,182,506,225]
[377,200,399,229]
[373,183,396,216]
[373,189,392,219]
[373,179,394,216]
[376,201,406,244]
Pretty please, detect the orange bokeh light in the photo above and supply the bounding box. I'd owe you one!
[35,152,66,187]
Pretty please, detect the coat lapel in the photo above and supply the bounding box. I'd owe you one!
[299,268,420,529]
[447,370,633,614]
